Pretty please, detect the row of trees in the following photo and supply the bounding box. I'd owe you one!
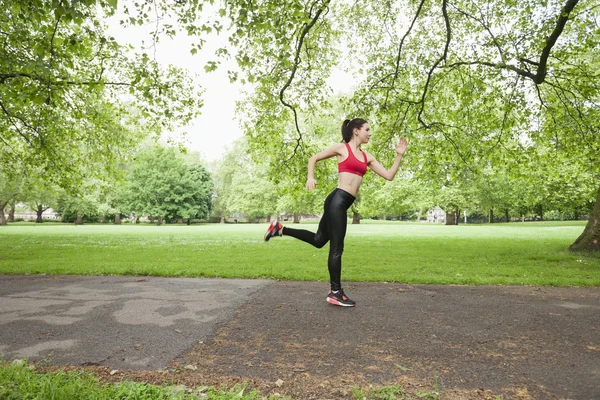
[209,135,596,225]
[0,145,213,225]
[6,135,591,226]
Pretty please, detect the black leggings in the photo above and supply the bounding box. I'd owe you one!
[282,188,356,291]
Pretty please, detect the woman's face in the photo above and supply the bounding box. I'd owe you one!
[354,123,372,144]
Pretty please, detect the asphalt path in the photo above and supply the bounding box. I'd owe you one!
[0,275,270,370]
[1,275,599,399]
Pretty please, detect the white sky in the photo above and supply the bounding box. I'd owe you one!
[107,14,245,162]
[108,7,353,162]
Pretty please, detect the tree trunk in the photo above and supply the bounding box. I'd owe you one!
[176,218,183,224]
[352,211,360,224]
[445,211,454,225]
[114,214,121,224]
[505,208,510,223]
[445,210,459,225]
[293,214,300,223]
[0,202,6,226]
[75,215,83,225]
[569,185,600,252]
[36,205,44,223]
[8,205,15,222]
[157,216,163,225]
[417,207,423,221]
[150,216,155,224]
[489,209,494,223]
[535,204,544,221]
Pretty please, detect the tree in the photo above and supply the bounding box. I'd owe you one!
[0,169,23,225]
[211,138,278,221]
[219,0,599,250]
[57,188,101,224]
[188,163,214,221]
[24,175,59,223]
[124,145,213,224]
[1,1,203,192]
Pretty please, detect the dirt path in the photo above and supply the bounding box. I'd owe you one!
[177,282,600,399]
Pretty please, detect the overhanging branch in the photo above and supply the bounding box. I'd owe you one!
[279,0,331,157]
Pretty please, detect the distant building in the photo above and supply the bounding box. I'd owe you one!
[426,206,446,223]
[13,208,60,221]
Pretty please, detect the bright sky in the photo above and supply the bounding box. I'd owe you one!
[107,13,245,162]
[108,7,353,162]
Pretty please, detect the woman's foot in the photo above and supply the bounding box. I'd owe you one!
[264,220,283,241]
[327,289,356,307]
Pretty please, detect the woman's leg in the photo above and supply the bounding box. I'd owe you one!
[281,190,337,248]
[325,189,355,291]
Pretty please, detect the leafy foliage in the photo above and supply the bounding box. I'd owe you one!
[123,146,214,222]
[222,0,599,248]
[0,0,203,191]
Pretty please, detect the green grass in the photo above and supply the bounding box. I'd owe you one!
[0,361,284,400]
[0,360,444,400]
[1,221,598,286]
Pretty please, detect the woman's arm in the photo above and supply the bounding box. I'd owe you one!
[306,143,344,191]
[366,136,408,181]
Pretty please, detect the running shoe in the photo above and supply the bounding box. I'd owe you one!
[327,289,356,307]
[264,220,283,241]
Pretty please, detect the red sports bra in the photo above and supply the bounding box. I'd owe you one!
[338,143,367,177]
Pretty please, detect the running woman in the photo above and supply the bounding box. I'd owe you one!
[264,118,408,307]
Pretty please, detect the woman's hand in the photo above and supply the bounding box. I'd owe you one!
[395,136,408,156]
[306,178,317,192]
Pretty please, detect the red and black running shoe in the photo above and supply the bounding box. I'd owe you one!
[327,289,356,307]
[264,220,283,241]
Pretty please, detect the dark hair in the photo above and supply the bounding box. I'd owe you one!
[341,118,368,143]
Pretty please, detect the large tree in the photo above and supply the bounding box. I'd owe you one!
[124,145,213,224]
[218,0,599,251]
[0,169,23,225]
[1,1,203,191]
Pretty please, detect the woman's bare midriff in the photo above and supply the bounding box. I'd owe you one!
[337,172,363,197]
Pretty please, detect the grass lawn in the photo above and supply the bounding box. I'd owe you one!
[1,220,598,286]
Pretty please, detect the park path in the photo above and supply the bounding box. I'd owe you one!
[1,275,599,399]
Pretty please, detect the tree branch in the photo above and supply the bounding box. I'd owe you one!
[0,72,131,87]
[445,60,536,80]
[535,0,580,84]
[279,0,331,157]
[449,3,505,63]
[440,0,579,87]
[417,0,451,128]
[384,0,426,108]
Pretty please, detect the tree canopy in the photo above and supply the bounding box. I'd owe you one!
[220,0,600,250]
[1,0,203,190]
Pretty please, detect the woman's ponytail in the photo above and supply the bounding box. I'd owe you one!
[341,118,368,143]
